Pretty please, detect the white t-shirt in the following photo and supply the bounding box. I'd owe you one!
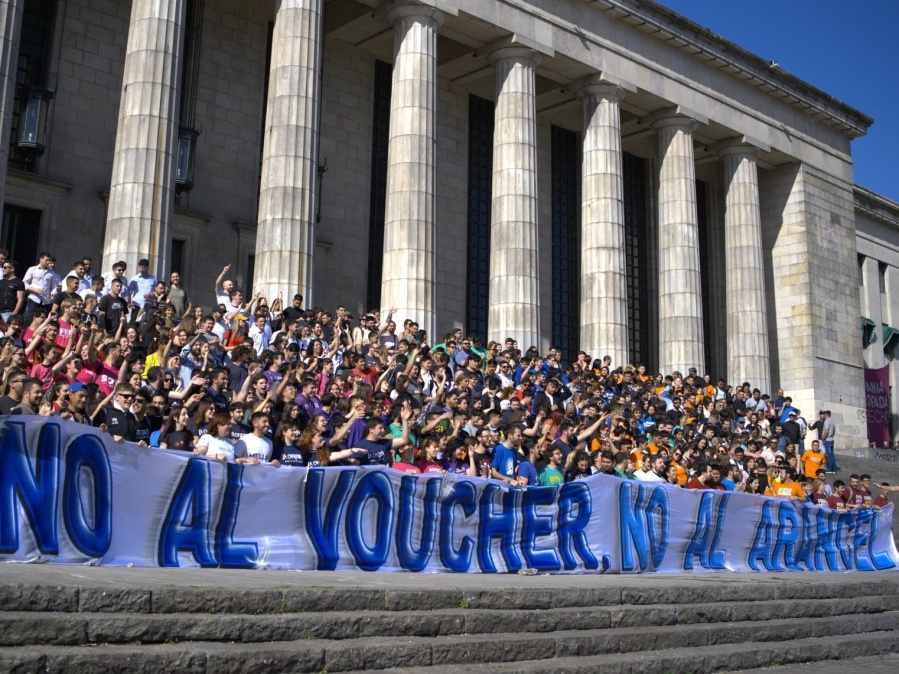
[197,434,235,461]
[635,469,666,483]
[234,434,274,462]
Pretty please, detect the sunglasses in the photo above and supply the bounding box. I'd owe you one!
[118,394,135,400]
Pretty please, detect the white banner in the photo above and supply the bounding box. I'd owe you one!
[2,417,898,573]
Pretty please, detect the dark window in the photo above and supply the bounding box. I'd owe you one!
[2,205,42,267]
[858,254,865,286]
[623,153,650,367]
[696,179,712,372]
[551,125,580,363]
[879,261,887,294]
[179,0,203,128]
[366,60,392,311]
[256,21,275,209]
[465,95,494,342]
[245,255,255,296]
[10,0,56,170]
[170,239,186,276]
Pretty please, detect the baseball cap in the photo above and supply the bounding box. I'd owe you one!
[69,383,87,394]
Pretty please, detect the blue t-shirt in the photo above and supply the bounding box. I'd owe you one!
[355,438,391,466]
[517,460,538,486]
[491,443,519,479]
[276,444,319,468]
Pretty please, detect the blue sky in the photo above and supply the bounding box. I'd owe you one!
[661,0,899,202]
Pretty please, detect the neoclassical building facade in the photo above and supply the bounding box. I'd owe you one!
[0,0,896,448]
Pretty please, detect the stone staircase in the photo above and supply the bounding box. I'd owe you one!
[1,568,898,673]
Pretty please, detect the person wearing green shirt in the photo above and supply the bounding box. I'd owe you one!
[539,446,566,486]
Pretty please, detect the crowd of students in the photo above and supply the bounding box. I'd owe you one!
[0,249,894,511]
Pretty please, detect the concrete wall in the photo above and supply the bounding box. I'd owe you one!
[760,163,866,448]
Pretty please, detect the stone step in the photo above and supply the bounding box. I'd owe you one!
[2,577,897,615]
[1,611,897,673]
[3,594,899,647]
[337,629,899,674]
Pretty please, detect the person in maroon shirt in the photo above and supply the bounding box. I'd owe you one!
[841,474,867,509]
[826,480,848,510]
[687,462,724,490]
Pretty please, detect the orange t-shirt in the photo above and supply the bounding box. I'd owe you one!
[674,462,688,486]
[765,479,805,499]
[800,450,825,479]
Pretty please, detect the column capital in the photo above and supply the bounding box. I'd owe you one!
[386,0,444,27]
[711,135,770,158]
[575,73,635,103]
[577,82,625,104]
[488,45,540,68]
[650,113,699,134]
[644,106,707,132]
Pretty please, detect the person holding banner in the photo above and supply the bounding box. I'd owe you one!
[352,406,413,466]
[158,404,194,451]
[492,424,526,486]
[234,412,276,466]
[94,383,139,444]
[764,466,806,502]
[635,454,667,483]
[538,446,565,486]
[194,413,237,462]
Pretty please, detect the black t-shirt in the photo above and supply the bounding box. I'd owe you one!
[281,306,304,324]
[0,277,25,312]
[98,294,126,332]
[133,416,153,445]
[0,395,19,415]
[51,290,80,308]
[160,429,193,451]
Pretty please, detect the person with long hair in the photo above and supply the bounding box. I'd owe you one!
[565,450,593,482]
[272,420,302,465]
[42,381,71,412]
[744,475,763,495]
[191,400,216,442]
[159,405,194,451]
[416,435,445,474]
[809,478,828,505]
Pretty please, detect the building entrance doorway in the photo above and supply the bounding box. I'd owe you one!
[2,205,42,267]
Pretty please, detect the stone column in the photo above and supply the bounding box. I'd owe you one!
[102,0,187,280]
[380,1,442,340]
[578,80,627,367]
[860,255,885,369]
[488,47,540,350]
[885,266,899,444]
[652,114,704,374]
[0,0,23,210]
[719,141,771,393]
[254,0,323,302]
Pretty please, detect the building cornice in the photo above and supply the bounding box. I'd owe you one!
[592,0,874,139]
[854,185,899,229]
